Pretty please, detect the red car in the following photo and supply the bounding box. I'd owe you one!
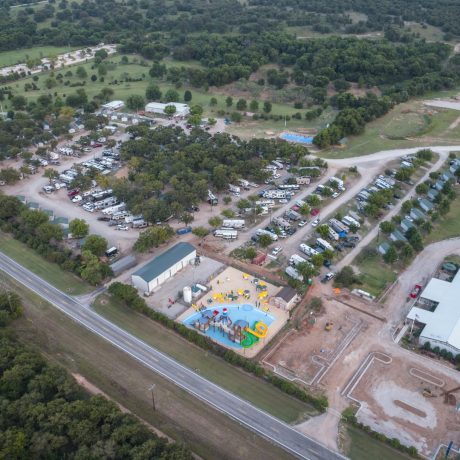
[92,143,103,148]
[311,208,320,216]
[410,284,422,299]
[67,189,80,197]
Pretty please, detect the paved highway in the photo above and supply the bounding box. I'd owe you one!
[0,252,347,460]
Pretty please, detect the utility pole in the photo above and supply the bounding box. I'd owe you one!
[149,384,156,411]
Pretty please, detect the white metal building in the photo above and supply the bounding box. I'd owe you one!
[144,102,190,117]
[407,270,460,354]
[102,100,125,111]
[131,242,196,294]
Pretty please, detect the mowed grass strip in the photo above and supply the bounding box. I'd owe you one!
[425,197,460,243]
[0,233,92,295]
[356,252,397,297]
[93,294,315,423]
[2,274,295,460]
[345,425,413,460]
[0,45,79,67]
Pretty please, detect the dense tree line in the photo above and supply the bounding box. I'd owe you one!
[0,195,112,284]
[110,125,307,222]
[0,294,192,459]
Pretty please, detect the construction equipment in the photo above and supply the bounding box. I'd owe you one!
[325,322,333,331]
[422,388,434,398]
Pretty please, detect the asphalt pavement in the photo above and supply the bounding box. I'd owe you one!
[0,251,347,460]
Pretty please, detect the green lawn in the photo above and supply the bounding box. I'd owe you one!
[355,249,397,297]
[93,294,316,423]
[0,233,92,295]
[346,425,413,460]
[425,197,460,243]
[0,45,79,67]
[320,91,460,159]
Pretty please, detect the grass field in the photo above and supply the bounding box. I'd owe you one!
[355,248,397,297]
[0,233,92,295]
[345,425,413,460]
[321,93,460,159]
[1,273,296,460]
[93,294,315,423]
[0,45,79,67]
[425,197,460,243]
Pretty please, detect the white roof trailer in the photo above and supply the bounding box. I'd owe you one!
[317,238,334,251]
[285,266,303,281]
[213,229,238,239]
[222,219,245,229]
[289,254,308,267]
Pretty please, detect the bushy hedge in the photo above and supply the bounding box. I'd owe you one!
[342,407,419,458]
[108,282,328,412]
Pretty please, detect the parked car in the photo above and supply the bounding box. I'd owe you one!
[298,220,307,227]
[67,189,80,197]
[92,143,103,148]
[311,208,320,216]
[97,216,111,221]
[311,218,320,227]
[321,272,335,283]
[271,247,282,256]
[286,227,297,235]
[71,195,82,203]
[116,224,129,231]
[342,241,356,248]
[410,284,422,299]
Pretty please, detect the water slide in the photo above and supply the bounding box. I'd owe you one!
[244,321,268,339]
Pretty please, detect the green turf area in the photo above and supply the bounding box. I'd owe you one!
[320,92,460,159]
[0,46,79,68]
[93,294,316,423]
[425,198,460,243]
[1,273,295,460]
[345,425,413,460]
[0,232,92,295]
[404,22,446,43]
[355,249,397,297]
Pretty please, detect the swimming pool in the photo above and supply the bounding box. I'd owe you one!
[280,132,314,144]
[182,304,274,349]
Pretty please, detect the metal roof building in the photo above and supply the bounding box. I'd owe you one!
[131,242,196,294]
[407,270,460,354]
[145,102,190,117]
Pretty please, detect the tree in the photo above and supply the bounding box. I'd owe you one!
[299,204,311,216]
[405,227,423,251]
[69,219,89,239]
[335,266,357,287]
[188,114,202,126]
[297,261,316,280]
[383,245,398,264]
[236,99,247,111]
[133,225,174,252]
[11,96,27,110]
[126,94,145,111]
[223,196,232,205]
[230,112,242,122]
[379,221,395,234]
[145,84,162,101]
[82,234,108,257]
[164,105,177,116]
[258,234,273,248]
[263,101,272,113]
[210,97,218,106]
[208,216,223,228]
[0,168,21,184]
[316,224,330,239]
[249,100,259,111]
[244,247,257,260]
[192,226,209,239]
[401,200,413,213]
[181,212,194,225]
[306,194,321,206]
[80,250,111,285]
[164,89,179,102]
[225,96,233,107]
[400,243,414,261]
[190,105,203,116]
[311,253,324,268]
[184,90,192,102]
[415,183,429,195]
[76,66,87,79]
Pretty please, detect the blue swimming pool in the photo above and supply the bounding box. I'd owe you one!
[182,304,274,348]
[280,132,314,144]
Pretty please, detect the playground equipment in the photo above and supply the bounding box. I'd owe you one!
[245,321,268,339]
[325,322,334,331]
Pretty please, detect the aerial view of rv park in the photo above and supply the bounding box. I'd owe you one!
[2,0,460,459]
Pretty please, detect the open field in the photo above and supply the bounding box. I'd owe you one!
[321,92,460,159]
[404,22,446,43]
[0,45,79,67]
[93,294,314,423]
[344,425,414,460]
[425,197,460,243]
[1,272,297,460]
[0,232,92,295]
[354,248,397,297]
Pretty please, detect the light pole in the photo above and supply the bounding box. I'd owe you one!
[149,384,156,411]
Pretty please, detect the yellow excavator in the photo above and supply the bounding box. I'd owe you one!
[422,385,460,405]
[325,322,333,331]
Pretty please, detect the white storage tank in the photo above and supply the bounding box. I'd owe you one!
[183,286,192,303]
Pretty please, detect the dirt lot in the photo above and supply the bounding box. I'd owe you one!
[264,299,365,385]
[348,354,460,455]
